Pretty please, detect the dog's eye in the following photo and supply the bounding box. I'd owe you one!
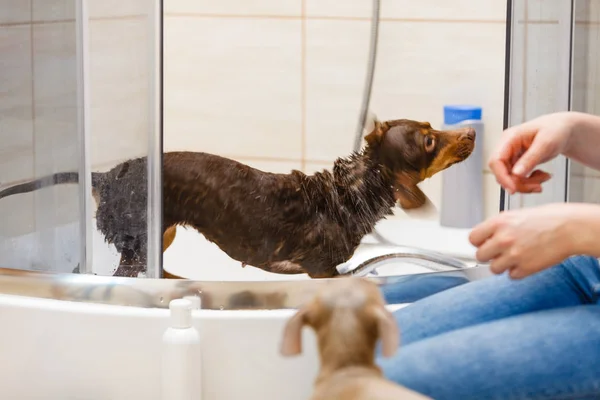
[424,136,436,152]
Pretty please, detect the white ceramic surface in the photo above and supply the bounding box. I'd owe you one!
[0,292,412,400]
[0,215,483,400]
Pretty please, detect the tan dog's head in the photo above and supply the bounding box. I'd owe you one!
[280,277,399,359]
[365,117,475,206]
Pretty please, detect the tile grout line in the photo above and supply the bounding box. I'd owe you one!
[300,0,307,172]
[162,13,508,24]
[0,14,147,27]
[5,14,597,29]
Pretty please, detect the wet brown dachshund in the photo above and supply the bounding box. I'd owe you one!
[0,117,475,278]
[280,277,431,399]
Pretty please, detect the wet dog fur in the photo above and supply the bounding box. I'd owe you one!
[0,117,475,278]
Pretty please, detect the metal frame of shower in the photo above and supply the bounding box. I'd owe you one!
[500,0,575,212]
[75,0,164,278]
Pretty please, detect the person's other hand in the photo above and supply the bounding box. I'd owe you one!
[489,112,577,194]
[469,203,587,279]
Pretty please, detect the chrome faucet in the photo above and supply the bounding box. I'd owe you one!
[336,246,472,277]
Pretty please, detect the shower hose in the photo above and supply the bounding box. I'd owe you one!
[354,0,397,247]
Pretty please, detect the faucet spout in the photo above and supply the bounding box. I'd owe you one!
[336,246,472,277]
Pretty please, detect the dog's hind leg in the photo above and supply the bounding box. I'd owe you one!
[113,248,147,277]
[163,225,177,252]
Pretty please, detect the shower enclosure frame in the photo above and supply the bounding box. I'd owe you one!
[500,0,575,211]
[74,0,164,278]
[0,0,520,310]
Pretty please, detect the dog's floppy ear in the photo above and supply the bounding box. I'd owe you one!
[373,306,400,358]
[362,110,378,134]
[280,307,309,357]
[365,117,389,148]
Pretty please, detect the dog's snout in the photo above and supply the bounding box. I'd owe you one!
[460,128,476,141]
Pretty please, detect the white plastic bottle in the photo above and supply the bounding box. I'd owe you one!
[161,298,202,400]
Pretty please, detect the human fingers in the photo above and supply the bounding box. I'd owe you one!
[469,217,500,248]
[489,158,517,194]
[490,254,516,275]
[489,127,533,193]
[512,135,556,177]
[474,234,505,263]
[512,170,552,193]
[508,267,528,279]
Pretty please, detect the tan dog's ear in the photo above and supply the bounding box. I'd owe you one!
[280,307,308,357]
[374,307,400,358]
[365,118,388,147]
[362,110,378,134]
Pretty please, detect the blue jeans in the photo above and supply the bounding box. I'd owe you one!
[377,255,600,400]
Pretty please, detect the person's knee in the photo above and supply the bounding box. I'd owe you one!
[376,341,478,400]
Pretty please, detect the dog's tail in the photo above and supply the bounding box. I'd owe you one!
[0,172,103,200]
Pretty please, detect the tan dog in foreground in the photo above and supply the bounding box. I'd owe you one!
[280,277,431,400]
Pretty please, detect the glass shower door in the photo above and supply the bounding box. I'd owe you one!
[504,0,600,208]
[0,0,84,273]
[568,0,600,204]
[0,0,163,278]
[502,0,573,211]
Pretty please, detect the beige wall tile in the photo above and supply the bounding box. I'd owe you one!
[572,23,591,114]
[0,26,34,184]
[572,23,600,181]
[89,17,150,168]
[32,22,79,174]
[0,0,31,24]
[483,171,501,218]
[575,0,600,23]
[572,24,600,127]
[0,25,34,236]
[369,20,505,125]
[305,0,371,19]
[165,0,301,16]
[0,195,35,237]
[522,23,563,120]
[306,20,505,164]
[33,0,150,21]
[523,0,561,21]
[88,0,150,19]
[306,0,506,21]
[31,21,81,230]
[568,175,600,204]
[32,0,75,22]
[305,19,370,161]
[383,0,506,21]
[372,21,505,169]
[164,16,302,159]
[303,161,334,175]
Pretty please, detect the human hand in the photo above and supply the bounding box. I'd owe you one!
[469,203,591,279]
[489,112,577,194]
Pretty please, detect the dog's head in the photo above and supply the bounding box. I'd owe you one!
[280,277,399,359]
[365,117,475,190]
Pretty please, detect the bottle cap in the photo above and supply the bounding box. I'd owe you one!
[443,105,482,125]
[169,298,193,329]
